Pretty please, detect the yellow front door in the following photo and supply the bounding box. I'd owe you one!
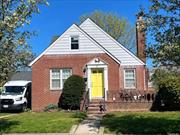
[91,69,104,98]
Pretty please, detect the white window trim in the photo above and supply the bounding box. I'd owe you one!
[70,35,79,50]
[50,69,60,90]
[50,68,72,90]
[60,69,63,90]
[124,69,136,89]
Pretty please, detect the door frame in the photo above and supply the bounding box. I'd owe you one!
[91,68,104,98]
[87,64,108,101]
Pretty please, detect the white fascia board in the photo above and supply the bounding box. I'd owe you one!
[80,18,145,66]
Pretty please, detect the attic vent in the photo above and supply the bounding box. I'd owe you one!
[71,36,79,49]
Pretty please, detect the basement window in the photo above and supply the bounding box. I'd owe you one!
[71,36,79,49]
[124,69,136,89]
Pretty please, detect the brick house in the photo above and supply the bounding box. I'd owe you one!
[29,17,152,111]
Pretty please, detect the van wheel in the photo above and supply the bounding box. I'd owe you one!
[22,103,27,112]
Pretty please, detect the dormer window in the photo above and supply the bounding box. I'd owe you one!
[71,36,79,49]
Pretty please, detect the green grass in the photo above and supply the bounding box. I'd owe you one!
[101,112,180,134]
[0,111,86,133]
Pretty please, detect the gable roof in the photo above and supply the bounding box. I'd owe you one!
[29,18,145,66]
[80,18,145,65]
[29,23,120,66]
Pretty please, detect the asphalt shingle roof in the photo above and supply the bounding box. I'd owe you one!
[10,71,32,81]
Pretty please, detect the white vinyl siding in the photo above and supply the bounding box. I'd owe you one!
[80,19,144,65]
[50,69,72,90]
[45,25,104,55]
[124,69,136,88]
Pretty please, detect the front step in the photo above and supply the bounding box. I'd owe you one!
[91,99,104,102]
[88,106,99,111]
[88,111,105,114]
[88,99,105,114]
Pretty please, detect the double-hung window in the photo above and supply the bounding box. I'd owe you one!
[71,36,79,49]
[124,69,136,88]
[50,68,72,90]
[51,69,61,89]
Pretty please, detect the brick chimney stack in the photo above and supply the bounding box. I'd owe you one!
[136,12,146,63]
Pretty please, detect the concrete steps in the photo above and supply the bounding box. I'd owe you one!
[87,99,105,114]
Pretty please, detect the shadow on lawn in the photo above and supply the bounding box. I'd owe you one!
[101,114,180,134]
[72,111,87,122]
[0,119,20,133]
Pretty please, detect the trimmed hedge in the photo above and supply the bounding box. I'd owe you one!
[59,75,85,110]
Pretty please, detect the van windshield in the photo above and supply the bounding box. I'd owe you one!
[4,86,25,95]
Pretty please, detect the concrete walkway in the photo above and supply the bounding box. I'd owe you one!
[0,114,18,119]
[74,114,102,135]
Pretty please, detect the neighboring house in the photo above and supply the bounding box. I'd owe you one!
[29,17,149,111]
[10,71,32,81]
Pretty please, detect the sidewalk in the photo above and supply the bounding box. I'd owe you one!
[74,114,102,135]
[0,133,69,135]
[2,133,115,135]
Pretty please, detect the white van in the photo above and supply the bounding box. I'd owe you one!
[0,81,31,111]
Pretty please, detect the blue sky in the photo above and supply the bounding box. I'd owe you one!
[25,0,152,67]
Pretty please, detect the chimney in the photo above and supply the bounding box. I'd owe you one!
[136,11,146,63]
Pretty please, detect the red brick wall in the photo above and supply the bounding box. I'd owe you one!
[32,53,147,111]
[120,65,146,90]
[32,53,120,111]
[106,101,153,112]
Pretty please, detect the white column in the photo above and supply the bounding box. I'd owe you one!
[104,67,108,101]
[87,67,91,101]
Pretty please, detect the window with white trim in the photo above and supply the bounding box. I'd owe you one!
[71,36,79,49]
[124,69,136,88]
[50,69,72,90]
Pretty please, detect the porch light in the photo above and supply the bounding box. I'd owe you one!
[95,58,100,63]
[83,68,87,78]
[113,95,116,101]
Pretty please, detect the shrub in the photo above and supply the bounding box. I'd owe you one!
[151,69,180,111]
[59,75,85,110]
[44,104,58,112]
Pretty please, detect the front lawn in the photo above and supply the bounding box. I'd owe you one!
[0,111,86,133]
[101,112,180,134]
